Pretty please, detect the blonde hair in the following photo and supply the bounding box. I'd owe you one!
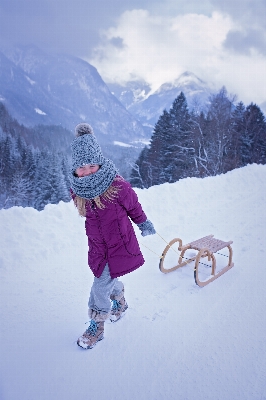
[74,177,122,217]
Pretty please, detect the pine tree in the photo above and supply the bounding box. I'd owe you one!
[230,101,246,168]
[130,92,196,187]
[61,156,71,201]
[9,170,30,207]
[0,128,7,207]
[56,153,71,203]
[147,109,172,185]
[130,109,174,187]
[241,103,266,166]
[1,134,17,184]
[34,150,51,210]
[163,92,195,182]
[34,151,71,210]
[257,115,266,165]
[0,134,18,207]
[25,146,38,207]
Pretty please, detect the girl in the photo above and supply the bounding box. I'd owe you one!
[70,123,156,349]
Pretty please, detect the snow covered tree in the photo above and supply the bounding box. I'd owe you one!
[24,146,38,206]
[0,134,19,207]
[130,92,196,187]
[229,101,246,169]
[8,170,30,207]
[240,103,266,166]
[33,151,71,210]
[204,87,235,175]
[189,111,211,177]
[34,151,51,210]
[61,156,71,200]
[257,115,266,165]
[1,134,17,184]
[163,92,195,182]
[57,153,71,203]
[130,146,151,188]
[147,109,173,185]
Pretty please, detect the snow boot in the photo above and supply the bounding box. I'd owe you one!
[110,289,128,322]
[77,310,107,349]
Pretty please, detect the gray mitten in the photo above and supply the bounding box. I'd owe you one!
[137,219,156,237]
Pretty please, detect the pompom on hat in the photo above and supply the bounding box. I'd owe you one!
[70,123,118,199]
[75,123,94,136]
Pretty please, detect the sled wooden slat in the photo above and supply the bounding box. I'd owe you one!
[188,235,233,253]
[159,235,234,287]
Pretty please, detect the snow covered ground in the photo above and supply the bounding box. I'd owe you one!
[0,164,266,400]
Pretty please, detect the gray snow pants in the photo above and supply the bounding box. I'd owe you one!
[88,264,124,315]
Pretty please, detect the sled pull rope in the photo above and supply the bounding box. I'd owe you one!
[140,232,181,259]
[140,240,201,267]
[156,232,180,256]
[140,242,163,259]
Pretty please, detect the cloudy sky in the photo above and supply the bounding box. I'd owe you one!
[0,0,266,105]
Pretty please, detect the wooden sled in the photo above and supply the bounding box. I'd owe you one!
[159,235,234,287]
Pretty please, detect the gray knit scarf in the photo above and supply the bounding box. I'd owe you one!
[70,159,118,200]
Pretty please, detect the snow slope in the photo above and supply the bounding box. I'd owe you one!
[0,164,266,400]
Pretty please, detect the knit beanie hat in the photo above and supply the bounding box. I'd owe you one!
[71,123,105,170]
[70,123,118,199]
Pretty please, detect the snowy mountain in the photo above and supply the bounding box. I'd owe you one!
[109,72,214,131]
[0,164,265,399]
[0,45,148,146]
[108,80,152,110]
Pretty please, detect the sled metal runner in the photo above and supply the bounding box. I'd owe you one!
[159,235,234,287]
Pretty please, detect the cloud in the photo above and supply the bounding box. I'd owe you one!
[0,0,218,58]
[211,0,266,56]
[89,9,266,105]
[211,0,266,29]
[90,10,231,85]
[109,37,125,49]
[224,29,266,56]
[0,0,265,106]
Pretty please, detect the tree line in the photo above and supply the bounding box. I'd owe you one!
[1,88,265,209]
[130,88,266,188]
[0,103,71,210]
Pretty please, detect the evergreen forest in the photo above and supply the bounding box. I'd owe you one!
[130,88,266,188]
[0,103,71,210]
[1,85,266,210]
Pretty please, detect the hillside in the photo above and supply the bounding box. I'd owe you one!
[0,45,147,146]
[0,164,265,400]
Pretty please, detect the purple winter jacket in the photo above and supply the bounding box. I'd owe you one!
[73,177,147,279]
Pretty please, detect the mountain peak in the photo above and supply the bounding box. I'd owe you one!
[156,71,207,94]
[126,71,214,130]
[175,71,205,85]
